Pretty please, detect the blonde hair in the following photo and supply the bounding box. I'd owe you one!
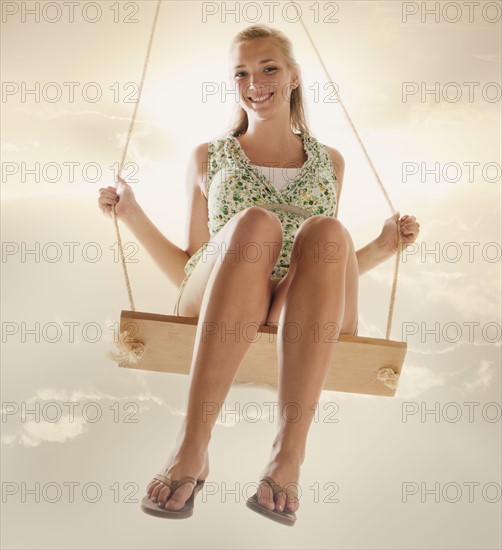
[226,24,310,137]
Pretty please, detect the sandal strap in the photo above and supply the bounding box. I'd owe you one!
[259,476,299,500]
[153,474,171,487]
[153,474,197,491]
[259,476,283,497]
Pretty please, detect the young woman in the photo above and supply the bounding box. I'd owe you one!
[98,24,419,525]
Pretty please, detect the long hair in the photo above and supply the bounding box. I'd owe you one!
[226,24,310,137]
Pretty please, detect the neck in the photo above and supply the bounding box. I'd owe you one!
[238,112,300,150]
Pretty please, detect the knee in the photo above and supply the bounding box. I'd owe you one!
[293,216,349,266]
[297,216,348,246]
[233,206,283,242]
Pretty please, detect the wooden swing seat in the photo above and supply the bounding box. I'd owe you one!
[117,310,407,397]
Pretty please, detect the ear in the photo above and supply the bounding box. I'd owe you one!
[291,65,301,89]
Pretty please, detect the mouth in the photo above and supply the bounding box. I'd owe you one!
[248,91,274,104]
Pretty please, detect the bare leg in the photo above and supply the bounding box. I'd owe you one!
[146,207,283,510]
[255,217,359,513]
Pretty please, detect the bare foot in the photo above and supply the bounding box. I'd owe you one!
[145,447,209,511]
[256,450,301,514]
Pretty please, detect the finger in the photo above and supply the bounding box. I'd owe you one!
[401,226,418,238]
[402,221,418,230]
[99,194,118,202]
[99,192,118,201]
[98,198,118,208]
[99,195,119,202]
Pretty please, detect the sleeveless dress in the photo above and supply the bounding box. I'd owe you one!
[173,130,359,335]
[183,131,338,281]
[252,164,299,193]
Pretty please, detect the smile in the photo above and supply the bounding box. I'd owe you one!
[248,91,274,104]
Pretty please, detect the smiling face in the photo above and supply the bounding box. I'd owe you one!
[229,37,300,121]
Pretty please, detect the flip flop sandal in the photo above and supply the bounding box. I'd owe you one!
[246,476,297,526]
[141,474,206,519]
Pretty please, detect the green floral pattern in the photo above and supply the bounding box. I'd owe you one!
[184,131,338,279]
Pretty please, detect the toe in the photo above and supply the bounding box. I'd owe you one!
[148,481,164,502]
[285,491,300,512]
[285,500,298,512]
[146,480,156,496]
[275,491,286,512]
[257,483,275,511]
[164,485,192,510]
[156,485,172,507]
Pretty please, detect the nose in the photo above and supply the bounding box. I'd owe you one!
[245,79,266,96]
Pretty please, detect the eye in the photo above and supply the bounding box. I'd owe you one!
[234,67,278,79]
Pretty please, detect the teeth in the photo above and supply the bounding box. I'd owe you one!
[250,92,273,102]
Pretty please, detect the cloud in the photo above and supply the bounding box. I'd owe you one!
[395,364,449,399]
[1,386,187,447]
[408,339,500,355]
[0,141,19,153]
[471,54,501,64]
[11,106,146,124]
[461,360,496,394]
[17,416,88,448]
[2,188,90,200]
[397,213,501,322]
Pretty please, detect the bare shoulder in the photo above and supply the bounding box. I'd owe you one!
[191,141,209,160]
[323,145,345,181]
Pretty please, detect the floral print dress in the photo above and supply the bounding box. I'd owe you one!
[183,131,338,281]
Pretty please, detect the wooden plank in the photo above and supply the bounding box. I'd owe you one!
[117,310,407,397]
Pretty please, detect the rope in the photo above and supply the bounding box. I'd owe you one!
[111,0,162,311]
[376,366,400,391]
[386,221,402,339]
[294,5,403,340]
[111,1,403,341]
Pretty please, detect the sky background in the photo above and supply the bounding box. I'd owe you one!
[1,0,501,548]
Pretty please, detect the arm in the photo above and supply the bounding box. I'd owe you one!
[109,143,210,288]
[355,239,394,276]
[121,203,189,288]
